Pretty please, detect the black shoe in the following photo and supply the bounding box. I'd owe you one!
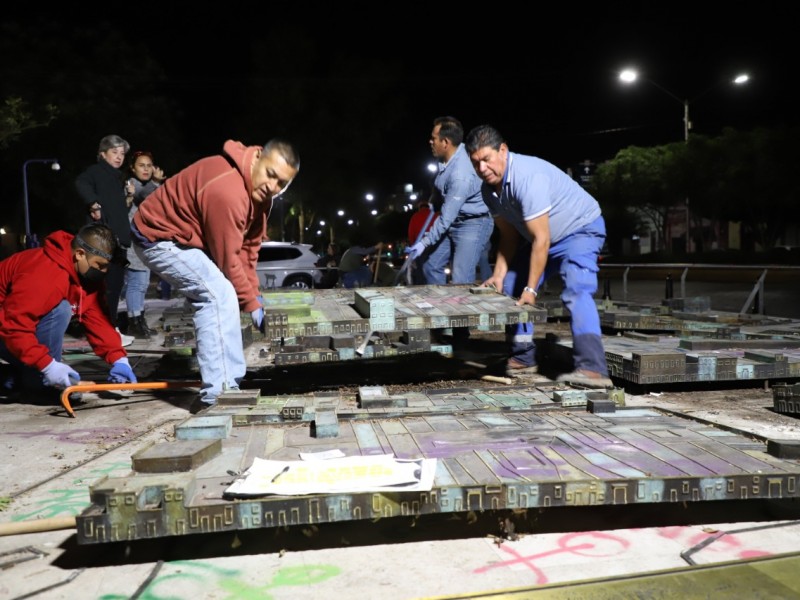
[128,315,152,339]
[188,397,215,415]
[139,313,159,336]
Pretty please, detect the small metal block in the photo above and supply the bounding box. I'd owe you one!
[312,406,339,438]
[217,389,261,406]
[587,399,616,413]
[767,439,800,459]
[281,397,307,420]
[175,415,233,440]
[131,439,221,473]
[553,389,587,406]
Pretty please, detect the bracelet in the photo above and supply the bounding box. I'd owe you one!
[523,286,538,297]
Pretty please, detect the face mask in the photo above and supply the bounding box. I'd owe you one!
[79,266,106,285]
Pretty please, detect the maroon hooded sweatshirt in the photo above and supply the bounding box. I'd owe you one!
[0,231,126,371]
[133,140,268,314]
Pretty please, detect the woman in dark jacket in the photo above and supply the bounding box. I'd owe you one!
[75,134,134,346]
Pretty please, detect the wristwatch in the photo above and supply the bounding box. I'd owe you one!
[523,286,538,296]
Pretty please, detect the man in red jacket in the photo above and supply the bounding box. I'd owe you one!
[132,139,300,413]
[0,224,138,399]
[407,200,438,284]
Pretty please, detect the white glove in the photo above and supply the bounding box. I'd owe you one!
[42,360,80,389]
[408,241,426,260]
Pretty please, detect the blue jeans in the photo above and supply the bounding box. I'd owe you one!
[421,236,450,285]
[342,266,372,289]
[422,215,494,285]
[134,241,244,403]
[503,216,608,374]
[0,299,71,390]
[410,257,427,284]
[478,233,492,281]
[125,269,150,316]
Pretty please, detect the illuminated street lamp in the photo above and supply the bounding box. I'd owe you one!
[22,158,60,243]
[618,68,749,142]
[618,69,748,253]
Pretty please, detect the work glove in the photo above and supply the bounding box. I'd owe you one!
[108,357,137,383]
[251,307,265,333]
[42,360,80,389]
[407,241,426,260]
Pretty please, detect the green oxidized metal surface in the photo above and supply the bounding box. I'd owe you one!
[76,384,800,544]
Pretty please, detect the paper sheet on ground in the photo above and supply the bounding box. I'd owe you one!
[225,454,436,497]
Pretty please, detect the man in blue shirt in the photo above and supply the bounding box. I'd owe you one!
[465,124,612,388]
[408,117,494,344]
[408,117,494,287]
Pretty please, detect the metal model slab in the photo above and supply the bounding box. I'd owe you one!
[75,384,800,545]
[153,284,800,386]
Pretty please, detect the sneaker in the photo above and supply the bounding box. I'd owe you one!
[116,327,134,347]
[556,369,613,388]
[188,397,215,415]
[505,357,539,377]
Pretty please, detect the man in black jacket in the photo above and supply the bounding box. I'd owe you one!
[75,134,135,346]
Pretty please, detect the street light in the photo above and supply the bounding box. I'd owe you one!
[22,158,60,243]
[618,69,748,253]
[618,68,749,142]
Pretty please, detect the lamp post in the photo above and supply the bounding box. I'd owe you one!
[618,69,749,252]
[22,158,60,244]
[619,69,749,142]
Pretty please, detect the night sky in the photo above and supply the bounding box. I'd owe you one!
[161,7,794,186]
[6,5,796,196]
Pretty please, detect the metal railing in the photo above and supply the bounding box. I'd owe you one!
[598,263,800,315]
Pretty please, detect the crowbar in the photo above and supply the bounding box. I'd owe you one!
[60,380,202,418]
[372,248,382,284]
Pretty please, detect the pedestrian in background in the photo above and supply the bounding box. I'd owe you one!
[131,139,299,413]
[75,134,135,347]
[339,234,384,289]
[124,150,166,338]
[466,124,612,387]
[316,242,340,288]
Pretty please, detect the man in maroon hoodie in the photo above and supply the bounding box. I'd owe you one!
[0,224,138,398]
[132,139,299,413]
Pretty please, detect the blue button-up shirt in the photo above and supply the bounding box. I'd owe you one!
[422,144,490,247]
[481,153,601,244]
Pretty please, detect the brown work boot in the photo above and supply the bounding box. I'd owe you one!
[556,369,613,388]
[505,357,539,377]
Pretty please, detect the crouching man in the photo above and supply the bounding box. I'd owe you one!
[0,224,138,400]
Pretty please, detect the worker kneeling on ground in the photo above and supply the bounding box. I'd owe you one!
[0,223,137,401]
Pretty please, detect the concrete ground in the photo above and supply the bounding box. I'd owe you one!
[3,294,800,599]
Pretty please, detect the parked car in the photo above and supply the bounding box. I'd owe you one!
[255,241,326,289]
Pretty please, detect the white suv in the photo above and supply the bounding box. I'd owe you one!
[255,242,325,289]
